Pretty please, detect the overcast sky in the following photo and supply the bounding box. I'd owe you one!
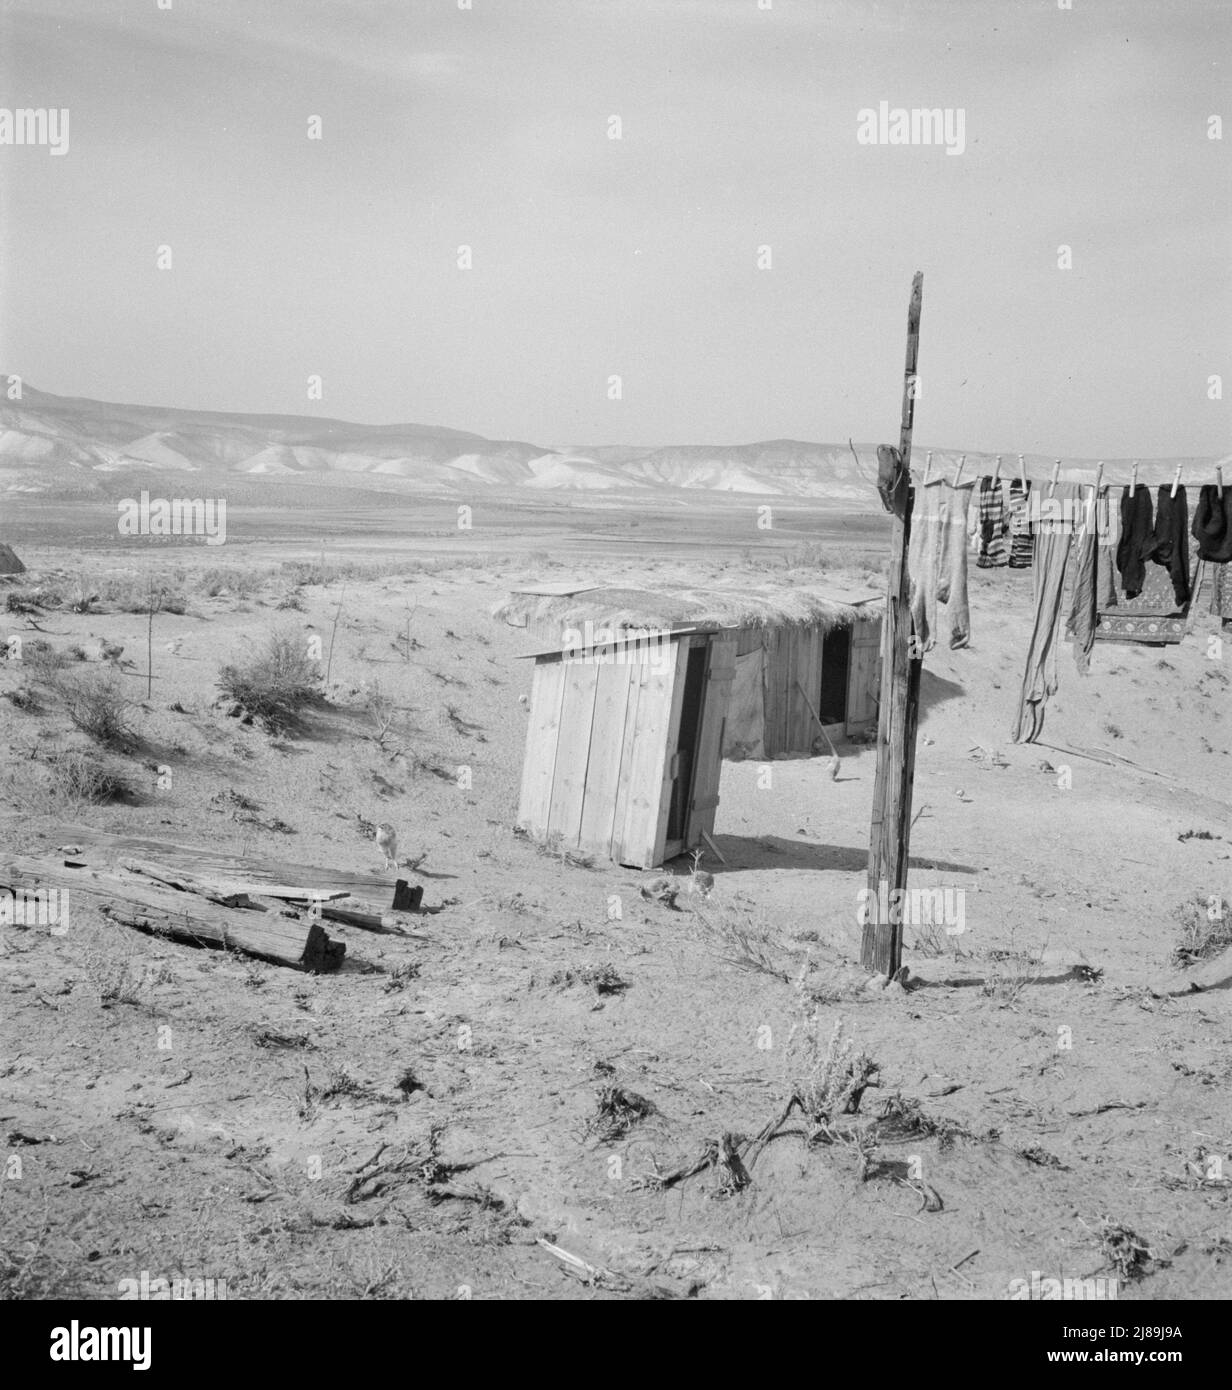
[1,0,1228,456]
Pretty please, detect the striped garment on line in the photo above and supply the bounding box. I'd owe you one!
[1008,478,1035,568]
[976,476,1009,568]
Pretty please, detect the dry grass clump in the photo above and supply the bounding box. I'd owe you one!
[550,962,628,995]
[3,686,41,712]
[874,1093,970,1150]
[43,747,134,807]
[76,936,172,1009]
[585,1084,658,1142]
[198,565,272,599]
[1096,1219,1160,1282]
[217,629,320,732]
[1172,894,1232,967]
[97,575,188,614]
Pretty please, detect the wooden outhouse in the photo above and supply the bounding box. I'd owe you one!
[499,582,883,867]
[516,629,736,870]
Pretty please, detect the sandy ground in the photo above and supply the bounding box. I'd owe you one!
[1,534,1230,1301]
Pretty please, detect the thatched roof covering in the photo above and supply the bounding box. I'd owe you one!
[493,583,881,637]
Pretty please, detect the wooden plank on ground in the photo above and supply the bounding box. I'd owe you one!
[42,824,404,898]
[114,859,349,906]
[0,856,344,972]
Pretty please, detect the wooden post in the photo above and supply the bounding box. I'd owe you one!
[861,272,924,978]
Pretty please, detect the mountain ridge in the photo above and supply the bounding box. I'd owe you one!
[2,383,1225,501]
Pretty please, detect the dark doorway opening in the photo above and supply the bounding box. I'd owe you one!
[818,626,851,726]
[667,643,708,842]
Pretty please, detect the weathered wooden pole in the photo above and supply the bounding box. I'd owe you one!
[861,272,924,978]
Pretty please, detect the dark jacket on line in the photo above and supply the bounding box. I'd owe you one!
[1192,484,1232,564]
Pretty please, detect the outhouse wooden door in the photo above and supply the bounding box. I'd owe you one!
[845,615,881,732]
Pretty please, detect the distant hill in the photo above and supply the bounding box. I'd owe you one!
[1,383,1224,501]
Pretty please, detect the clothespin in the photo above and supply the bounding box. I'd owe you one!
[1218,465,1225,498]
[923,450,933,484]
[1048,459,1060,499]
[1170,465,1182,498]
[991,454,1002,484]
[1017,453,1026,489]
[953,454,965,487]
[1130,461,1138,497]
[1093,461,1104,496]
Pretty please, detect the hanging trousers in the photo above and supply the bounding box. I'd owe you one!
[1011,483,1079,743]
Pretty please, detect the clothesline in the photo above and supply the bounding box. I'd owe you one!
[907,451,1228,493]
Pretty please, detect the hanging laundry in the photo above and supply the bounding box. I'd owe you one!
[937,479,973,649]
[1150,485,1190,606]
[1066,488,1099,674]
[1007,478,1035,568]
[908,479,972,651]
[1011,483,1079,743]
[975,476,1009,568]
[1096,485,1120,610]
[1116,486,1155,598]
[1192,484,1232,563]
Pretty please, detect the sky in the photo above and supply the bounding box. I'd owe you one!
[0,0,1228,456]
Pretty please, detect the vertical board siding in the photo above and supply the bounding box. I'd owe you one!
[610,660,648,860]
[577,660,637,859]
[791,629,808,750]
[547,659,599,847]
[617,641,685,868]
[766,628,787,757]
[517,658,568,838]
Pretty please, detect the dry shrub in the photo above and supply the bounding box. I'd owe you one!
[785,1016,880,1129]
[217,629,320,732]
[54,670,136,747]
[18,638,67,683]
